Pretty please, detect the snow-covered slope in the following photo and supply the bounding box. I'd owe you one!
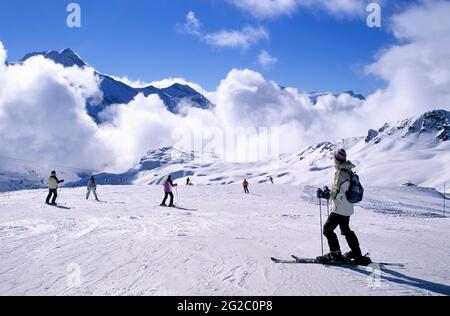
[0,184,448,295]
[68,110,450,189]
[15,49,213,123]
[1,109,448,192]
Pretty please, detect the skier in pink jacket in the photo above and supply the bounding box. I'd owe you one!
[160,175,178,207]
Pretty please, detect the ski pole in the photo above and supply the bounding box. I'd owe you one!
[319,198,324,257]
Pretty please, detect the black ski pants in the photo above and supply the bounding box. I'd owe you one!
[162,192,174,206]
[323,212,362,258]
[46,189,58,204]
[244,187,249,194]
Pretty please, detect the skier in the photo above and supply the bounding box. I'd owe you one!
[317,148,371,266]
[160,175,178,207]
[86,176,100,201]
[243,179,250,194]
[46,171,64,205]
[269,176,274,184]
[186,177,192,186]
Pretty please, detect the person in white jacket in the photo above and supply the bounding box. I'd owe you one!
[46,171,64,205]
[318,149,371,266]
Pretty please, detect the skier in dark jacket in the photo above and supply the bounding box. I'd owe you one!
[317,149,371,266]
[86,176,100,201]
[243,179,250,194]
[46,171,64,205]
[160,175,178,207]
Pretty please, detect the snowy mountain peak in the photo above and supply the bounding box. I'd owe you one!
[365,109,450,144]
[342,90,366,101]
[21,48,87,68]
[13,48,213,123]
[309,90,366,105]
[139,147,196,165]
[405,109,450,141]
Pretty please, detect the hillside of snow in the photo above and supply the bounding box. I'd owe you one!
[66,110,450,190]
[1,110,448,192]
[0,184,448,295]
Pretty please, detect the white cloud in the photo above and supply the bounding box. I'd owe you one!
[185,10,201,35]
[205,26,269,49]
[228,0,367,19]
[258,50,278,66]
[0,49,111,173]
[212,69,366,154]
[180,11,268,49]
[363,0,450,125]
[305,0,367,16]
[228,0,298,18]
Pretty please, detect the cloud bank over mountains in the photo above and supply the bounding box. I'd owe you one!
[0,1,449,174]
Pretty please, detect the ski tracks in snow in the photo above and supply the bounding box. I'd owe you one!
[0,185,449,295]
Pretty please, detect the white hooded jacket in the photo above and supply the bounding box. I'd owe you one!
[331,161,356,217]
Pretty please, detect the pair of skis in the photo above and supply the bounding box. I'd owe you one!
[271,255,405,268]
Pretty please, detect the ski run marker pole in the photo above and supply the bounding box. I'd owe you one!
[444,182,446,217]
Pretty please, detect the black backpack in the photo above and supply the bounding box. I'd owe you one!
[342,170,364,204]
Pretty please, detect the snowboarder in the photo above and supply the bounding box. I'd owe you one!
[86,176,100,201]
[45,171,64,205]
[160,175,178,207]
[317,149,371,266]
[243,179,250,194]
[269,176,274,184]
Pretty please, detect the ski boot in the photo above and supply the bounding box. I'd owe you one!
[343,251,354,261]
[353,256,373,266]
[160,203,167,207]
[344,251,372,266]
[316,251,344,264]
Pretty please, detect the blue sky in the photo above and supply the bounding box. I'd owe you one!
[0,0,415,95]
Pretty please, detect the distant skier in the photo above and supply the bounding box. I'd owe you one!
[86,176,100,201]
[160,175,178,207]
[46,171,64,205]
[243,179,250,194]
[317,149,371,266]
[269,176,274,184]
[186,177,192,186]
